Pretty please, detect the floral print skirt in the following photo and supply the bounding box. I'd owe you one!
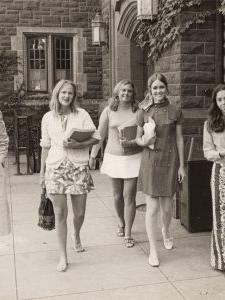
[210,163,225,271]
[45,159,94,195]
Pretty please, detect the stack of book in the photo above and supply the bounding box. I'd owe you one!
[68,128,95,142]
[118,119,142,155]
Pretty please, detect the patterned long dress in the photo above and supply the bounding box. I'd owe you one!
[203,121,225,271]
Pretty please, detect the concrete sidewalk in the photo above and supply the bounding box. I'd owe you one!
[1,156,225,300]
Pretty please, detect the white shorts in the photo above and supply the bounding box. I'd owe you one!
[101,152,142,179]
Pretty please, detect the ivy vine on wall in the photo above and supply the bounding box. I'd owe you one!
[135,0,224,62]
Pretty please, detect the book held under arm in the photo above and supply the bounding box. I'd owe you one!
[119,125,142,155]
[68,128,95,142]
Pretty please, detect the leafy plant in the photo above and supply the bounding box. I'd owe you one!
[135,0,222,62]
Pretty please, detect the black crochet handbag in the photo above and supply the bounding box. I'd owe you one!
[38,188,55,230]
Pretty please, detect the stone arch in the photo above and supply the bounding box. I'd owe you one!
[117,1,139,40]
[115,1,152,101]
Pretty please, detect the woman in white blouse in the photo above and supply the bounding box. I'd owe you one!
[40,79,100,272]
[0,111,8,167]
[203,84,225,271]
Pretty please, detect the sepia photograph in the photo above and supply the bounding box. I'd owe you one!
[0,0,225,299]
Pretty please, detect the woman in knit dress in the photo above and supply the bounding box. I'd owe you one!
[203,84,225,271]
[136,73,185,267]
[89,79,142,248]
[40,79,100,272]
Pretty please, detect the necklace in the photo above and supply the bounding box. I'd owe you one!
[60,114,68,131]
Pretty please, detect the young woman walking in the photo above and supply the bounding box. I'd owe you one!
[136,73,185,267]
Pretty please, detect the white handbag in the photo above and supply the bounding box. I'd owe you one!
[0,164,11,236]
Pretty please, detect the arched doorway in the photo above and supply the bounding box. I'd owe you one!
[114,1,153,101]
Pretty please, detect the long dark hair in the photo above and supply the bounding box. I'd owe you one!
[207,84,225,133]
[109,79,138,112]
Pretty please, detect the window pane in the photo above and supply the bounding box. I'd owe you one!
[30,50,34,59]
[40,60,45,69]
[65,40,69,49]
[61,50,65,59]
[30,60,34,69]
[66,60,70,69]
[54,37,72,83]
[27,36,47,91]
[65,50,70,59]
[40,50,45,59]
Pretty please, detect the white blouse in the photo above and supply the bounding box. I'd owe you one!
[40,108,101,168]
[203,121,225,164]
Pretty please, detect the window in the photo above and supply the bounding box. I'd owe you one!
[26,35,73,92]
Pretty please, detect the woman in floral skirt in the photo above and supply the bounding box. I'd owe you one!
[40,79,100,272]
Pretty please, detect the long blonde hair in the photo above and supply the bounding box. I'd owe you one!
[109,79,138,112]
[49,79,78,114]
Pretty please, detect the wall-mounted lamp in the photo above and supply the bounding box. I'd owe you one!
[137,0,158,21]
[91,13,108,47]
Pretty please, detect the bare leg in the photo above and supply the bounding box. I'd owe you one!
[50,194,68,272]
[71,194,87,252]
[145,195,160,266]
[123,177,137,242]
[160,196,174,249]
[111,178,125,229]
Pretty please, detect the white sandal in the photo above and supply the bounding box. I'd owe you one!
[163,237,174,250]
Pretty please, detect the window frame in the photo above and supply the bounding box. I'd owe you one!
[25,33,74,93]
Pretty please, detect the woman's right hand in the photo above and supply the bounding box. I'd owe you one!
[136,136,156,147]
[89,157,96,170]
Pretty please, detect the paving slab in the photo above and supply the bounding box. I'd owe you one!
[139,235,222,281]
[174,275,225,300]
[13,215,126,254]
[0,233,14,256]
[2,157,224,300]
[16,244,166,299]
[40,282,184,300]
[0,255,17,300]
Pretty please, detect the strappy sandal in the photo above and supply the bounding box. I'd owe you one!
[117,225,125,237]
[124,237,135,248]
[163,237,174,250]
[162,228,173,250]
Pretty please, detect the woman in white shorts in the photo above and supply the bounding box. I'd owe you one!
[90,79,142,248]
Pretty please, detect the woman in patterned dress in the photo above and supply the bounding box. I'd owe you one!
[136,73,185,267]
[203,84,225,271]
[39,79,100,272]
[89,80,142,248]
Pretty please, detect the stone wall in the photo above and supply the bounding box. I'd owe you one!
[155,0,217,142]
[101,0,111,101]
[0,0,103,124]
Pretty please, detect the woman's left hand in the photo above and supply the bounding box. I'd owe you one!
[120,137,131,148]
[178,166,186,183]
[63,138,84,149]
